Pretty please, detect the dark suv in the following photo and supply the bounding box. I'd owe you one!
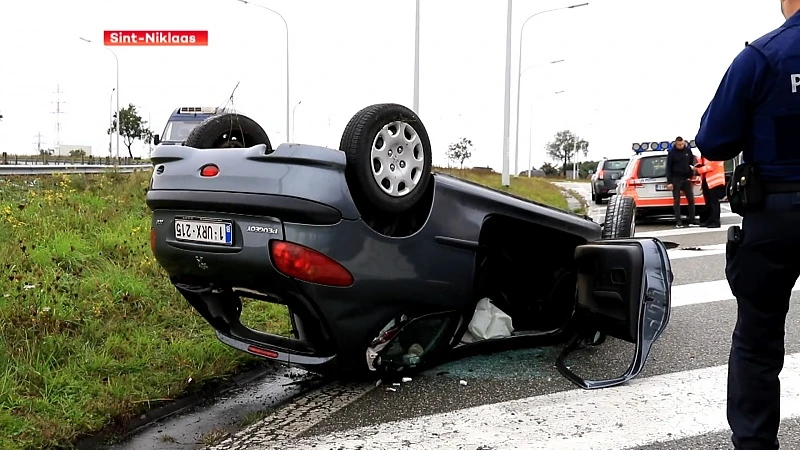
[591,158,630,204]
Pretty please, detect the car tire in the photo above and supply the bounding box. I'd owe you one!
[594,190,604,205]
[601,195,636,239]
[339,103,433,214]
[184,113,273,151]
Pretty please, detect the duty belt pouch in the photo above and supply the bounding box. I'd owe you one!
[727,163,764,215]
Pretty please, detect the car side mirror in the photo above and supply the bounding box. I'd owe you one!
[153,134,161,145]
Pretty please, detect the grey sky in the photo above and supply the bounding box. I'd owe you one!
[0,0,780,171]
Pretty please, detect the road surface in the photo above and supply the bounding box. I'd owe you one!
[192,183,800,449]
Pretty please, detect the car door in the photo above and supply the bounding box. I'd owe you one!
[556,237,672,390]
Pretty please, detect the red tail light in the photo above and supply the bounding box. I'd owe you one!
[628,178,644,188]
[200,164,219,177]
[150,227,156,253]
[269,241,354,287]
[597,170,605,180]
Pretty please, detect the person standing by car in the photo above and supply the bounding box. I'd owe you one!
[695,2,800,448]
[695,156,726,228]
[665,137,698,227]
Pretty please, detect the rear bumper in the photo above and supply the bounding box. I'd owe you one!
[147,189,479,372]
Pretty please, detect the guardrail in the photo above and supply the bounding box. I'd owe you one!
[1,152,147,166]
[0,164,153,176]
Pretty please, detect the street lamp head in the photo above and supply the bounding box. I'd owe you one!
[551,59,565,64]
[79,37,91,43]
[569,2,589,8]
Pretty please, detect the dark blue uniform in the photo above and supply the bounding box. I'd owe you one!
[696,10,800,450]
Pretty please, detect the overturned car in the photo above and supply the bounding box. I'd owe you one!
[146,103,672,390]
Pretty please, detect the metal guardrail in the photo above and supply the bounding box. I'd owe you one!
[0,164,153,176]
[1,152,146,166]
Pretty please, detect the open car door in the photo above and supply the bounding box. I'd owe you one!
[556,237,673,390]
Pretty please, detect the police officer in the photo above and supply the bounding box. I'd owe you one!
[695,2,800,448]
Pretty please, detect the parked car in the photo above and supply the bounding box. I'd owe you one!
[614,142,707,224]
[152,106,237,146]
[146,103,673,390]
[591,158,630,205]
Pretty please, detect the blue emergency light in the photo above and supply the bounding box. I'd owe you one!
[633,138,698,153]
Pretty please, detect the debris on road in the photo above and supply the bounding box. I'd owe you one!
[401,377,412,383]
[460,380,468,386]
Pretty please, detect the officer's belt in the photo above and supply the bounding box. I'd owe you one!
[763,182,800,194]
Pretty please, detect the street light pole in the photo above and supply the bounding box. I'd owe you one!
[81,37,120,161]
[512,2,588,177]
[108,88,115,157]
[528,89,564,177]
[292,100,302,142]
[413,0,420,114]
[237,0,290,143]
[502,0,513,186]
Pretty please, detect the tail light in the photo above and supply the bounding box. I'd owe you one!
[628,178,644,188]
[269,240,354,287]
[597,170,605,180]
[150,227,157,253]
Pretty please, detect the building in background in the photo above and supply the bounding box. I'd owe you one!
[55,144,92,157]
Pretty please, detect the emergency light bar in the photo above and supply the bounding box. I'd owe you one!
[632,139,697,153]
[178,106,218,114]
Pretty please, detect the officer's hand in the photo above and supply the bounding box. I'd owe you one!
[667,184,673,190]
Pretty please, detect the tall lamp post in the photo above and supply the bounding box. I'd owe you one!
[237,0,290,143]
[528,89,564,177]
[109,87,115,157]
[513,2,588,177]
[292,100,302,142]
[502,1,589,186]
[80,37,119,161]
[413,0,420,114]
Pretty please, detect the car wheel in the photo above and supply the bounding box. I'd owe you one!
[594,189,603,205]
[601,195,636,239]
[184,113,273,151]
[339,103,433,214]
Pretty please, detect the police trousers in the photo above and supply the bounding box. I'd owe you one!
[727,194,800,449]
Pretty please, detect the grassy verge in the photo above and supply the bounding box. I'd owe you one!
[0,167,570,449]
[435,167,568,210]
[0,172,289,450]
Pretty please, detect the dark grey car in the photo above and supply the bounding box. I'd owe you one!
[146,103,672,390]
[592,158,630,204]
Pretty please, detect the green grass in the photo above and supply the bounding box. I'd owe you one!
[436,167,569,210]
[0,168,571,449]
[0,172,289,450]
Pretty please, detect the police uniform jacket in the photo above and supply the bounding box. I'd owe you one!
[696,10,800,183]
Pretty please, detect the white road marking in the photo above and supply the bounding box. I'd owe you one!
[286,353,800,450]
[671,278,800,308]
[636,222,737,238]
[667,243,727,260]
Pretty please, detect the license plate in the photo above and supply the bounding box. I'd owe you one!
[174,218,233,245]
[655,184,671,191]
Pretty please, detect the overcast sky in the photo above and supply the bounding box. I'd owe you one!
[0,0,780,171]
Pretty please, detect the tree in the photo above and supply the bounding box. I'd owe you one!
[446,137,473,169]
[540,162,559,176]
[108,103,152,158]
[69,148,87,157]
[544,130,589,177]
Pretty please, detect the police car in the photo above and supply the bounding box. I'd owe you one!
[152,106,234,146]
[613,140,707,223]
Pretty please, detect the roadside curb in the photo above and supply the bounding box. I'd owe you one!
[74,364,284,449]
